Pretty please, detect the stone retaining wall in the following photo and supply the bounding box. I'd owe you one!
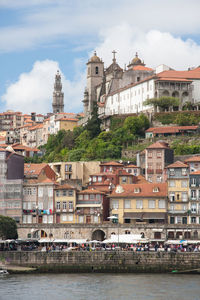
[1,251,200,273]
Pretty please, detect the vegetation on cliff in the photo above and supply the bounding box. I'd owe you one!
[28,111,150,162]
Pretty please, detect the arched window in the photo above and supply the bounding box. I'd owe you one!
[95,66,99,74]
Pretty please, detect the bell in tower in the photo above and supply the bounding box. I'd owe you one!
[52,70,64,114]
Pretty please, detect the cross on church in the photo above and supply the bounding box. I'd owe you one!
[112,50,117,62]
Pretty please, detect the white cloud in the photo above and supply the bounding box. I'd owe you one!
[2,60,85,114]
[95,25,200,70]
[1,0,200,53]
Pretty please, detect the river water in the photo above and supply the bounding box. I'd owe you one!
[0,273,200,300]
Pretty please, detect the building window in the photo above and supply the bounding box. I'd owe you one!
[148,151,153,158]
[158,200,165,209]
[148,200,155,209]
[124,200,131,209]
[68,190,73,196]
[181,180,188,188]
[96,194,101,201]
[63,190,67,196]
[62,215,67,221]
[169,169,175,176]
[177,216,182,224]
[65,164,72,172]
[56,190,59,197]
[69,201,73,210]
[84,194,89,200]
[157,151,162,158]
[68,214,73,222]
[78,216,84,223]
[56,202,60,210]
[182,217,187,224]
[95,66,99,74]
[93,216,98,223]
[63,202,67,209]
[191,190,197,199]
[90,194,95,200]
[122,176,127,183]
[169,192,175,202]
[191,204,197,213]
[154,232,161,239]
[112,200,119,209]
[191,217,196,224]
[169,180,175,187]
[191,178,196,187]
[157,176,162,182]
[93,176,97,182]
[38,187,43,197]
[170,216,175,224]
[136,200,143,209]
[182,168,187,176]
[98,176,102,182]
[182,192,188,202]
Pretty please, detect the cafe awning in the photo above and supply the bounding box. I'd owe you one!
[124,212,166,220]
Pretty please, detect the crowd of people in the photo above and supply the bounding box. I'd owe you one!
[1,241,200,252]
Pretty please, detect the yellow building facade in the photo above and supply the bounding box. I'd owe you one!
[109,183,167,225]
[54,184,76,224]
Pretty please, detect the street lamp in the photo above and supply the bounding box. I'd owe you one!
[108,216,119,249]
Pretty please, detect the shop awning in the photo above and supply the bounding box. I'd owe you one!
[124,212,166,220]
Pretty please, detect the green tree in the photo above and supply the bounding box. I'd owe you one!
[144,96,180,111]
[85,103,102,138]
[0,215,18,239]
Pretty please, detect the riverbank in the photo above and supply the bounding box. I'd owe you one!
[1,251,200,274]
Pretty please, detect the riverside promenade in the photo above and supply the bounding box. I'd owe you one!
[1,251,200,273]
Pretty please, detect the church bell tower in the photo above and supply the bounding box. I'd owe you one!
[52,70,64,114]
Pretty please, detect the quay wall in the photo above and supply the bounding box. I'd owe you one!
[1,251,200,273]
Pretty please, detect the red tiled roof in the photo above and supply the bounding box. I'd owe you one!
[185,156,200,162]
[100,161,124,166]
[125,164,139,168]
[156,77,192,82]
[24,163,48,176]
[55,184,76,190]
[146,126,198,134]
[147,141,170,149]
[78,188,105,195]
[166,161,188,168]
[135,175,148,184]
[156,69,200,80]
[110,183,167,198]
[132,65,153,71]
[190,170,200,175]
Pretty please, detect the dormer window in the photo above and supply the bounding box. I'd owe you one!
[169,168,175,176]
[153,187,159,193]
[182,168,187,176]
[134,188,140,193]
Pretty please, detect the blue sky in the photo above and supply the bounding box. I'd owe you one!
[0,0,200,114]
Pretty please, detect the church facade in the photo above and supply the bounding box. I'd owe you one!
[80,51,200,126]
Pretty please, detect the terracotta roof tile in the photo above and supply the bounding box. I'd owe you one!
[146,126,198,134]
[100,161,124,166]
[185,156,200,162]
[110,183,167,198]
[166,161,188,168]
[147,141,170,149]
[78,188,105,195]
[55,184,76,190]
[24,163,48,176]
[132,65,153,71]
[190,170,200,175]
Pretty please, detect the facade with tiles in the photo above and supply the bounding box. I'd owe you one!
[166,161,189,226]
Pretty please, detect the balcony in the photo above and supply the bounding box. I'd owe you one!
[147,169,154,174]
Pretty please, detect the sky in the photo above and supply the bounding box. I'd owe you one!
[0,0,200,114]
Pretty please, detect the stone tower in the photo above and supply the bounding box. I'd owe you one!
[52,70,64,114]
[83,51,104,116]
